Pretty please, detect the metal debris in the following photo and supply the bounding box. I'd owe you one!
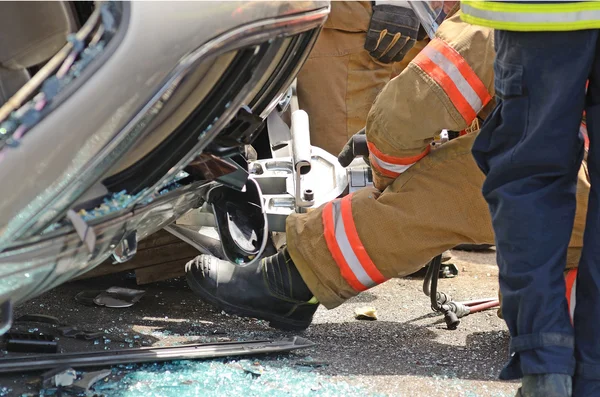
[5,333,57,354]
[41,367,77,388]
[354,307,378,321]
[0,337,314,373]
[440,263,459,279]
[69,369,112,393]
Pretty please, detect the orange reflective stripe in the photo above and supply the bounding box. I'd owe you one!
[414,53,476,122]
[322,195,387,292]
[368,142,430,178]
[565,269,577,324]
[340,195,387,284]
[429,39,492,108]
[367,142,431,165]
[413,38,492,124]
[322,201,368,292]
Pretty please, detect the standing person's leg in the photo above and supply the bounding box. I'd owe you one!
[472,29,597,388]
[573,41,600,397]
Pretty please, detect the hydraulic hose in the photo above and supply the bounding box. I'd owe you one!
[422,255,500,330]
[425,254,460,330]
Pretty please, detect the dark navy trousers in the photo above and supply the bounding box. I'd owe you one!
[472,30,600,396]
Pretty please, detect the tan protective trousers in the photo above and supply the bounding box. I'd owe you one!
[296,1,429,156]
[286,132,589,309]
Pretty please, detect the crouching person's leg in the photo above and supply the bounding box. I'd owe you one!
[290,133,589,312]
[185,133,590,331]
[288,133,494,308]
[184,135,493,330]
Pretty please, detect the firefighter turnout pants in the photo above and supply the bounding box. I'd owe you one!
[286,132,590,311]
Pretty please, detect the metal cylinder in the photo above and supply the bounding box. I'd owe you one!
[291,109,311,175]
[303,189,314,201]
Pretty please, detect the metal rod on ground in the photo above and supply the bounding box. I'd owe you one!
[467,300,500,314]
[0,337,315,374]
[457,298,498,306]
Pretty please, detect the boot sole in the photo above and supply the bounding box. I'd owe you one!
[185,271,313,332]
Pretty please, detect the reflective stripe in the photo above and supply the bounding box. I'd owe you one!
[581,122,589,151]
[322,201,367,292]
[413,38,491,124]
[425,45,483,116]
[565,269,577,324]
[322,195,387,292]
[461,1,600,31]
[367,141,430,178]
[370,155,414,178]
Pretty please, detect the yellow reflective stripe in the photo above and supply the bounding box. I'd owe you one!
[461,1,600,31]
[461,12,600,31]
[464,1,600,14]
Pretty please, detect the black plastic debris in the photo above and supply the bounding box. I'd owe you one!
[75,287,146,308]
[15,314,60,325]
[439,263,459,279]
[58,326,103,341]
[294,360,329,368]
[5,333,58,354]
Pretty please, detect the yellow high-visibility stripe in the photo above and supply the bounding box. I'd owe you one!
[461,1,600,31]
[464,1,600,14]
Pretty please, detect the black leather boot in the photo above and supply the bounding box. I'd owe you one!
[185,247,319,331]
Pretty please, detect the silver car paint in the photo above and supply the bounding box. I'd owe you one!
[0,1,328,248]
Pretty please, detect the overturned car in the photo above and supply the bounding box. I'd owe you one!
[0,1,356,334]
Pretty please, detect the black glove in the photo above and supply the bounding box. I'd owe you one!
[337,128,369,167]
[364,5,420,64]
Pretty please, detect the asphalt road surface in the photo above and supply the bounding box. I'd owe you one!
[0,249,517,397]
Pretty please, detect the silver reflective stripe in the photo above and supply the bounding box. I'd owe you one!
[462,2,600,24]
[422,46,483,114]
[370,153,415,175]
[331,200,376,288]
[569,278,577,322]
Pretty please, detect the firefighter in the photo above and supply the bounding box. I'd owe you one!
[296,1,427,156]
[459,2,600,396]
[185,4,589,332]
